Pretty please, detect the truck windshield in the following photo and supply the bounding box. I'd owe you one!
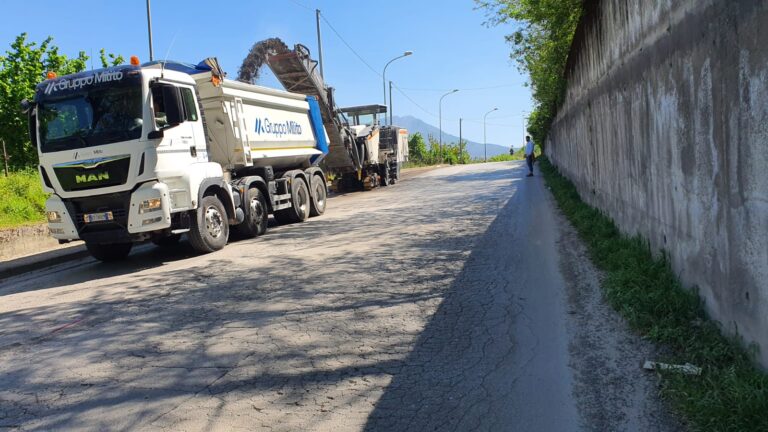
[38,84,143,153]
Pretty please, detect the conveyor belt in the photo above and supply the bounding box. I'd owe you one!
[266,45,360,172]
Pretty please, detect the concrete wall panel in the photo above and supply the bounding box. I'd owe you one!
[547,0,768,365]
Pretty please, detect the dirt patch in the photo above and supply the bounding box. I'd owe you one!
[556,210,687,431]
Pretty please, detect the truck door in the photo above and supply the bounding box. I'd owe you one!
[179,85,207,163]
[151,83,205,171]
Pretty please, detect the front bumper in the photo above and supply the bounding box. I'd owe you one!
[46,181,172,243]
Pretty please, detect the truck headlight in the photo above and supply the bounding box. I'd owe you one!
[139,198,162,213]
[47,211,62,223]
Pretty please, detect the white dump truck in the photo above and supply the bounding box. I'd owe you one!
[25,57,330,261]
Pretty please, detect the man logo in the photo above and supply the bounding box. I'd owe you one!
[75,172,110,184]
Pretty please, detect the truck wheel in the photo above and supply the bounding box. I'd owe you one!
[275,177,310,224]
[236,187,268,238]
[86,242,132,262]
[152,234,181,247]
[390,162,400,184]
[309,175,327,217]
[188,195,229,253]
[380,162,390,187]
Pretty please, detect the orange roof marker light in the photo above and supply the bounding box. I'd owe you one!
[130,55,140,66]
[46,71,57,80]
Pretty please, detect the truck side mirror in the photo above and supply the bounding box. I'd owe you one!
[20,99,32,114]
[162,85,184,127]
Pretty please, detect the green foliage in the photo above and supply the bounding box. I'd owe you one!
[99,48,124,68]
[406,133,470,166]
[489,144,542,162]
[0,33,122,169]
[408,132,427,162]
[477,0,582,146]
[0,169,47,228]
[540,157,768,431]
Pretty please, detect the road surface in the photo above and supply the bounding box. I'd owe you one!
[0,162,683,431]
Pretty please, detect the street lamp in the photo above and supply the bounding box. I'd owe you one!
[439,89,459,164]
[382,51,412,125]
[146,0,154,61]
[483,107,498,162]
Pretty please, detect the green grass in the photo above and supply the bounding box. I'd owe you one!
[539,157,768,432]
[0,169,47,228]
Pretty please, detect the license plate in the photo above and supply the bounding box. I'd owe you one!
[83,212,114,223]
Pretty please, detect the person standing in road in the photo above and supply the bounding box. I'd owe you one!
[524,135,535,177]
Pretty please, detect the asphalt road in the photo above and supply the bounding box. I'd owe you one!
[0,162,683,431]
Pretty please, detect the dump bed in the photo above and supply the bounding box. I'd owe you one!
[193,72,329,172]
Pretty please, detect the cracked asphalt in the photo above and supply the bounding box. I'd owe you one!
[0,162,683,431]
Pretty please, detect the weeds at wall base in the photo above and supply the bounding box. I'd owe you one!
[539,157,768,431]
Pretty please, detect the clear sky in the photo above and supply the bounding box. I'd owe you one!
[0,0,532,147]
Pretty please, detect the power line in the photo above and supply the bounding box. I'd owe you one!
[397,84,518,92]
[316,12,437,120]
[319,12,381,78]
[286,0,313,12]
[391,82,438,118]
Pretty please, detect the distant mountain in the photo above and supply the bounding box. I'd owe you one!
[392,115,512,159]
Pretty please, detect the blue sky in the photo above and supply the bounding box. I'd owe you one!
[0,0,532,146]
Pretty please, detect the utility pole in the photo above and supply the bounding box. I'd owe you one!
[2,139,9,177]
[146,0,154,61]
[316,9,324,79]
[459,118,463,164]
[389,81,393,125]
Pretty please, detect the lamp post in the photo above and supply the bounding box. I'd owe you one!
[389,81,393,125]
[483,107,498,162]
[316,9,324,78]
[439,89,459,164]
[382,51,412,125]
[146,0,154,61]
[459,118,463,164]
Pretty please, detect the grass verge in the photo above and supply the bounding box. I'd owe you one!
[539,157,768,431]
[0,169,47,229]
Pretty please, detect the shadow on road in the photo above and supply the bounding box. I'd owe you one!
[0,162,532,430]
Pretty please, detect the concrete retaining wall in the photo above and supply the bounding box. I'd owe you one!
[547,0,768,365]
[0,224,75,262]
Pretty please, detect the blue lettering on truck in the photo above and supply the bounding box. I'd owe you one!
[254,118,303,137]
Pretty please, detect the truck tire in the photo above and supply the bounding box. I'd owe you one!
[380,162,390,187]
[235,187,268,238]
[309,175,327,217]
[275,177,310,224]
[390,162,400,184]
[188,195,229,253]
[86,241,132,262]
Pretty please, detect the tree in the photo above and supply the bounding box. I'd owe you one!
[408,132,427,163]
[99,48,124,68]
[476,0,582,147]
[0,33,122,169]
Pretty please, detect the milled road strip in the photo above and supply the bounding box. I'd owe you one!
[0,162,680,431]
